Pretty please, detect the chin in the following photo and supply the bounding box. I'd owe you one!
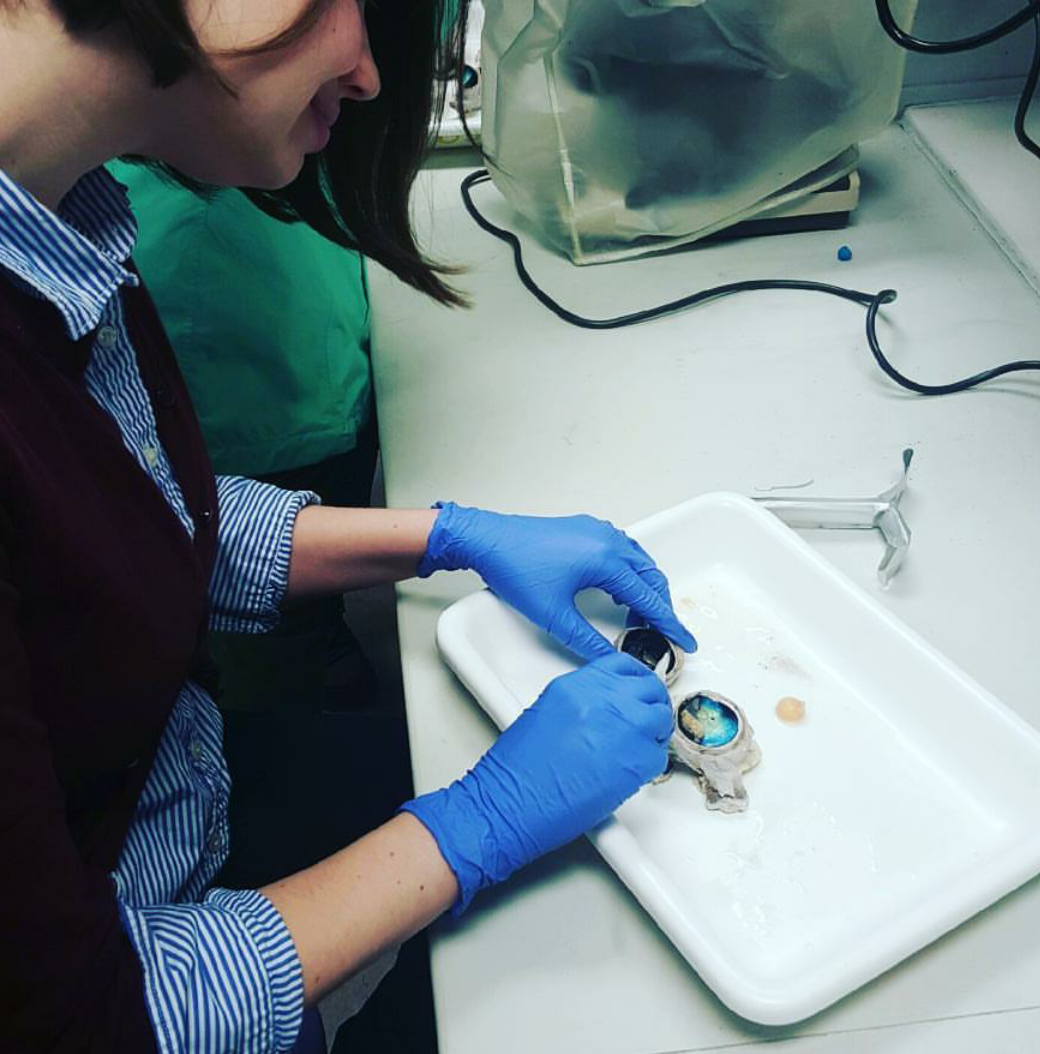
[240,148,304,188]
[246,155,307,191]
[172,145,304,192]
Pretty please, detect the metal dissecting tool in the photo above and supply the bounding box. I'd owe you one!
[753,448,914,588]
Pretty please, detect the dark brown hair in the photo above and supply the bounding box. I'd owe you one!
[55,0,469,305]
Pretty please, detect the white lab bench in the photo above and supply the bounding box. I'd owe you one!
[367,99,1040,1053]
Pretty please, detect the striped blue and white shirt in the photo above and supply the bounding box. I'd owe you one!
[0,166,312,1053]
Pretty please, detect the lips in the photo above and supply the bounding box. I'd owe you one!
[309,92,342,129]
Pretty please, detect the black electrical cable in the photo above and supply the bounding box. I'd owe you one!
[461,169,1040,394]
[874,0,1040,53]
[876,0,1040,161]
[863,293,1040,394]
[1018,15,1040,160]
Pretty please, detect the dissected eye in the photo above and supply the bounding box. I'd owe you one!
[668,691,762,814]
[615,626,684,686]
[676,693,739,748]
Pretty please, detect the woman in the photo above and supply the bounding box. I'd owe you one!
[0,1,697,1051]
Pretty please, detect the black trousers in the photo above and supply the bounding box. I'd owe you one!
[217,709,439,1053]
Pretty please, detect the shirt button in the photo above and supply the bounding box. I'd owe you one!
[206,833,222,856]
[188,739,202,761]
[96,326,118,349]
[142,445,159,468]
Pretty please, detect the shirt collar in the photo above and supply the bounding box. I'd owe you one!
[0,166,140,340]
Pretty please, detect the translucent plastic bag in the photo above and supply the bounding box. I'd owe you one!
[480,0,917,263]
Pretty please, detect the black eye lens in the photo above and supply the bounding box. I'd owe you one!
[619,627,673,672]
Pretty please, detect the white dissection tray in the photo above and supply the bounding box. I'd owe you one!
[436,493,1040,1025]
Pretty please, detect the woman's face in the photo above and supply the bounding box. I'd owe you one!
[149,0,380,188]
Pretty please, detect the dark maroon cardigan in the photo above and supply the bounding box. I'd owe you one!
[0,272,219,1052]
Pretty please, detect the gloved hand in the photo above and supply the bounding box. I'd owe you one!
[417,502,697,660]
[401,652,674,915]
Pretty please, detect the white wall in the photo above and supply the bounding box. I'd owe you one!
[901,0,1038,104]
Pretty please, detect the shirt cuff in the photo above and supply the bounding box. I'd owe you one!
[118,887,304,1054]
[209,475,319,634]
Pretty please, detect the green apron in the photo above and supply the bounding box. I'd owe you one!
[108,160,372,478]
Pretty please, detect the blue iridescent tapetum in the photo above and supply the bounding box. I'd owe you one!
[679,695,739,747]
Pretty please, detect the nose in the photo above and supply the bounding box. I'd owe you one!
[341,29,380,102]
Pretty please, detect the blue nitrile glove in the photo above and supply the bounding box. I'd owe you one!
[401,652,674,915]
[417,502,697,661]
